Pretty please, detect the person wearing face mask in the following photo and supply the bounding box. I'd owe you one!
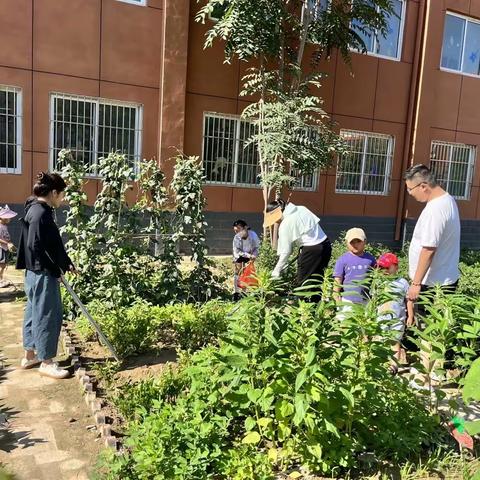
[16,172,75,379]
[232,219,260,301]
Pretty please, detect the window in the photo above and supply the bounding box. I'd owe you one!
[203,113,260,187]
[430,141,476,200]
[352,0,405,60]
[0,85,22,174]
[441,12,480,76]
[116,0,146,6]
[202,113,319,191]
[291,167,319,191]
[336,130,394,195]
[50,93,142,176]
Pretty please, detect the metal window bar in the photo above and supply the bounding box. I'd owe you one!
[202,112,316,190]
[50,93,142,176]
[336,129,393,195]
[430,140,475,199]
[0,85,22,175]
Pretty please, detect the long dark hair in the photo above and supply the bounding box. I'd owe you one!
[266,199,286,213]
[33,172,67,197]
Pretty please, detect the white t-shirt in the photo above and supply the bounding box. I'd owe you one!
[408,193,460,286]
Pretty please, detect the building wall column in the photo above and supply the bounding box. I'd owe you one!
[158,0,191,178]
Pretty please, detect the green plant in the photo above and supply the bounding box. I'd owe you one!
[196,0,396,212]
[77,300,231,358]
[103,276,443,479]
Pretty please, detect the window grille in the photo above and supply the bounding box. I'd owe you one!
[336,130,394,195]
[202,113,319,191]
[352,0,405,60]
[0,85,22,174]
[49,93,142,176]
[430,141,476,200]
[202,113,260,187]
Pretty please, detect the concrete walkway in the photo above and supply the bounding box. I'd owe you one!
[0,277,100,480]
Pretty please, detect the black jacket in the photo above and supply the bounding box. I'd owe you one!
[16,198,73,277]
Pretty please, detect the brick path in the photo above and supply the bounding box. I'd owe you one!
[0,275,100,480]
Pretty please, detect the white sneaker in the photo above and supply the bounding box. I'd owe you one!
[20,357,41,369]
[39,362,69,379]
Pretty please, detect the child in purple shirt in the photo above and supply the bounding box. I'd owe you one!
[333,228,376,304]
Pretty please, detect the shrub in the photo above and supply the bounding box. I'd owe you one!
[77,300,232,358]
[103,277,443,479]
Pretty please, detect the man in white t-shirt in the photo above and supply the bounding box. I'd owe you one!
[404,164,461,302]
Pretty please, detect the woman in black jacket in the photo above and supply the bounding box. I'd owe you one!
[16,172,74,379]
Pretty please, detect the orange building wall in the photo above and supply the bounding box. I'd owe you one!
[184,0,420,219]
[184,0,480,225]
[0,0,163,205]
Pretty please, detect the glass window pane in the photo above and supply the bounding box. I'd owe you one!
[376,0,402,58]
[441,14,465,71]
[0,88,20,171]
[203,115,235,184]
[352,17,374,52]
[462,20,480,75]
[53,96,95,171]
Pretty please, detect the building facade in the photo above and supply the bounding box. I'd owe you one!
[1,0,480,252]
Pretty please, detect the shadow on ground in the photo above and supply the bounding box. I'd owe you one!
[0,360,47,454]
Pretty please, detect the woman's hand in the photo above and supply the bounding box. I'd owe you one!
[406,315,415,328]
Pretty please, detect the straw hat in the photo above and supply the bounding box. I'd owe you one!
[0,205,18,219]
[263,206,283,228]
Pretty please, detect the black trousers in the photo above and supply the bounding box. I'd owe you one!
[296,239,332,292]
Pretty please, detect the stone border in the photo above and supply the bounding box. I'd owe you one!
[60,324,118,451]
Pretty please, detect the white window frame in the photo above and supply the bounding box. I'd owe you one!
[202,112,319,192]
[116,0,147,6]
[202,112,260,189]
[440,11,480,79]
[336,129,394,196]
[0,85,22,175]
[430,140,476,200]
[49,93,143,178]
[351,0,406,61]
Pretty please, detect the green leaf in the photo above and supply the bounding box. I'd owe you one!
[339,387,355,408]
[242,431,261,444]
[305,346,316,366]
[275,400,294,420]
[257,417,272,428]
[295,368,308,392]
[464,420,480,436]
[267,447,278,463]
[463,358,480,403]
[247,388,262,403]
[244,416,256,431]
[293,394,307,426]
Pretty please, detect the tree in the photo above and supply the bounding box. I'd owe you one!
[196,0,396,216]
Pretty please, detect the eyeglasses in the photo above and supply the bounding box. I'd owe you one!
[407,182,425,194]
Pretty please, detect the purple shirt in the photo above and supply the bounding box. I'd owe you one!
[333,251,376,303]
